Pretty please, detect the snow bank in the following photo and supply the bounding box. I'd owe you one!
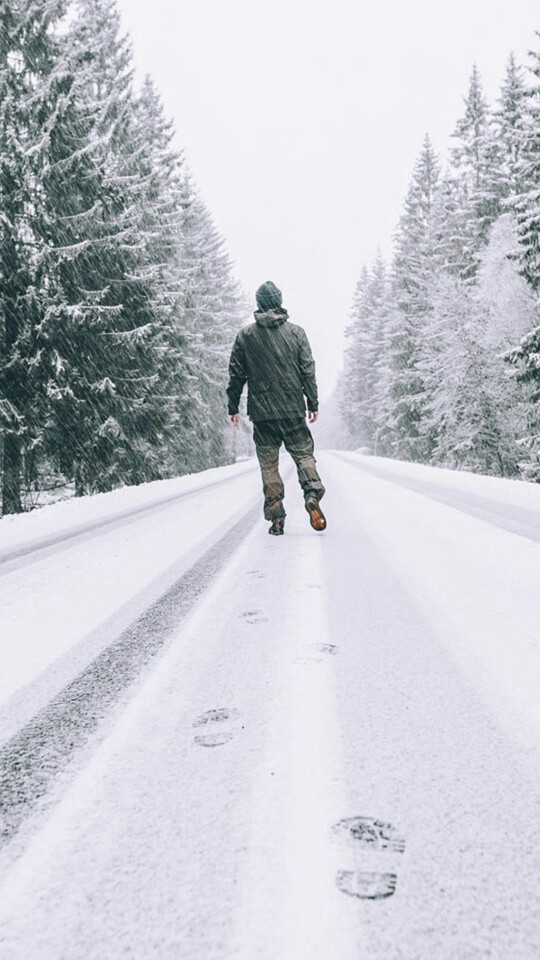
[0,460,257,561]
[326,453,540,748]
[344,451,540,512]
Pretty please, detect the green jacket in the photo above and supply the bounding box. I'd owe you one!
[227,308,319,421]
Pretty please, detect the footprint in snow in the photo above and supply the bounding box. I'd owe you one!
[192,707,241,727]
[330,816,406,853]
[336,870,397,900]
[332,816,405,902]
[239,609,269,624]
[317,643,338,656]
[193,707,242,748]
[295,643,338,665]
[194,732,234,748]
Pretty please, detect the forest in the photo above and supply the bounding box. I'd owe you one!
[0,0,249,515]
[337,50,540,482]
[3,4,540,520]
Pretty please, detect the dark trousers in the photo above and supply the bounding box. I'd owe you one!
[252,417,325,521]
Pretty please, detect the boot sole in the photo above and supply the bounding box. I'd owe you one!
[305,501,327,531]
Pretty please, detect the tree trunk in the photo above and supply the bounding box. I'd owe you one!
[74,461,85,497]
[2,433,22,514]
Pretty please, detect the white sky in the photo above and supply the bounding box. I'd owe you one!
[115,0,539,399]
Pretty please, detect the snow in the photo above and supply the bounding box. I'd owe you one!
[345,449,540,513]
[1,450,538,746]
[0,452,539,958]
[330,453,540,745]
[0,460,259,745]
[0,460,257,563]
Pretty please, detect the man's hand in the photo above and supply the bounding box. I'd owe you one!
[308,411,319,423]
[229,414,240,426]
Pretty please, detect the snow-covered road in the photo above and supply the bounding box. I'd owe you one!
[1,452,539,959]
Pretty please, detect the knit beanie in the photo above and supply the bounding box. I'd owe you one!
[256,281,283,311]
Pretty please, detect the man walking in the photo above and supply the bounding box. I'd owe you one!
[227,281,326,535]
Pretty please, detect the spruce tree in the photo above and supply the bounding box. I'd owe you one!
[495,53,529,200]
[508,36,540,479]
[127,78,201,476]
[450,65,501,271]
[340,266,370,447]
[422,272,521,476]
[0,0,66,514]
[41,0,166,494]
[385,137,440,460]
[177,172,246,470]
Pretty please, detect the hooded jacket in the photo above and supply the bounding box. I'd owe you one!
[227,308,319,421]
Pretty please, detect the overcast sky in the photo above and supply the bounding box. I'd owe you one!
[115,0,539,399]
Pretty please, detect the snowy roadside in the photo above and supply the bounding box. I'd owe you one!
[325,453,540,750]
[341,450,540,511]
[0,460,257,562]
[0,463,264,743]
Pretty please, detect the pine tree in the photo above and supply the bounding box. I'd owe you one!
[495,53,530,200]
[127,78,203,476]
[477,214,537,349]
[385,137,440,460]
[505,326,540,480]
[339,266,370,446]
[473,213,534,475]
[513,37,540,292]
[0,0,67,514]
[364,255,392,454]
[508,35,540,480]
[177,172,246,470]
[393,135,440,315]
[40,0,167,494]
[450,65,501,271]
[451,65,491,188]
[421,273,521,476]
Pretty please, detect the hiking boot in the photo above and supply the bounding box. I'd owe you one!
[268,518,285,536]
[305,496,327,531]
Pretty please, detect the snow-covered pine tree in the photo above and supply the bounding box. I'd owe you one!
[450,65,501,274]
[512,51,540,290]
[0,0,67,514]
[384,136,440,460]
[177,171,247,470]
[508,35,540,480]
[127,76,206,477]
[505,326,540,481]
[477,214,537,352]
[339,266,370,447]
[421,270,521,476]
[41,0,166,494]
[339,255,400,456]
[393,135,440,312]
[494,53,530,201]
[363,255,393,455]
[429,174,472,280]
[473,213,535,475]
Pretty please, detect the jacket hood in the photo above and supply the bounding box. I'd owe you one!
[254,307,289,328]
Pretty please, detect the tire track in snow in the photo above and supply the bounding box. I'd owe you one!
[0,501,260,852]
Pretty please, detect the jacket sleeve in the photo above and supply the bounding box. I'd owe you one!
[227,332,247,415]
[298,329,319,412]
